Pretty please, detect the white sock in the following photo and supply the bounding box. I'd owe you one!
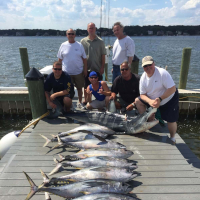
[170,137,176,142]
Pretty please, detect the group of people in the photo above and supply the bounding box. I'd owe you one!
[44,22,179,144]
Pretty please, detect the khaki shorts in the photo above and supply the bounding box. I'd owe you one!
[89,99,106,109]
[70,72,85,89]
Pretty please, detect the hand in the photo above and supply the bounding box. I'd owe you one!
[98,86,104,94]
[111,68,113,74]
[85,88,92,95]
[150,98,160,108]
[109,95,115,100]
[84,69,87,77]
[126,104,134,111]
[99,67,104,75]
[49,101,57,109]
[50,94,57,101]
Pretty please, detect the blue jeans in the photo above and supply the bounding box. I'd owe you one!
[112,65,121,83]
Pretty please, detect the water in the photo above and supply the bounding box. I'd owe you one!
[0,35,200,159]
[0,35,200,88]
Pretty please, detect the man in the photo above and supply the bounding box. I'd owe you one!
[110,61,140,113]
[135,56,179,144]
[81,22,106,104]
[86,71,110,110]
[57,28,87,109]
[44,61,74,113]
[112,22,135,83]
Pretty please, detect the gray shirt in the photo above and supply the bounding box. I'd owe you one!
[81,35,106,72]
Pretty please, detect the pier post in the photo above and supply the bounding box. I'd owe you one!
[25,68,47,119]
[131,55,139,74]
[104,63,108,81]
[178,48,192,89]
[19,48,30,78]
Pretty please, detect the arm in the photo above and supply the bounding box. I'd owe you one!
[50,89,69,101]
[99,54,105,75]
[82,58,88,77]
[45,91,57,109]
[86,85,92,103]
[58,58,62,63]
[98,81,111,96]
[128,56,133,66]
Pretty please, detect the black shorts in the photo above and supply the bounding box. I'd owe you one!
[139,89,179,123]
[84,71,103,89]
[56,93,74,106]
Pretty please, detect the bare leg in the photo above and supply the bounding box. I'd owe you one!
[83,89,88,104]
[167,122,177,139]
[105,96,110,109]
[63,97,72,112]
[135,97,146,114]
[77,88,82,104]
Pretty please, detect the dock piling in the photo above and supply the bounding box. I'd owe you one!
[178,48,192,89]
[25,68,47,119]
[19,47,30,78]
[131,55,139,74]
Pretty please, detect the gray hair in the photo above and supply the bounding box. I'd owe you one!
[112,22,124,30]
[120,61,130,69]
[66,28,76,35]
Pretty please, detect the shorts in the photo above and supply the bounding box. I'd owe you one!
[138,89,179,123]
[116,97,130,108]
[89,99,106,109]
[70,72,85,89]
[84,71,103,89]
[57,93,74,106]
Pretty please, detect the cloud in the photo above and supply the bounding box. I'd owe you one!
[181,0,200,10]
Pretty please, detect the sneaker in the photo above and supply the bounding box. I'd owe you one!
[170,137,176,145]
[77,103,85,109]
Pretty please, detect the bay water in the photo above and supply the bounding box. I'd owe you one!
[0,36,200,158]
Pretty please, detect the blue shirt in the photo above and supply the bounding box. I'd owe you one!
[89,81,105,101]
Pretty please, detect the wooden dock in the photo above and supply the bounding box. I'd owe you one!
[0,115,200,200]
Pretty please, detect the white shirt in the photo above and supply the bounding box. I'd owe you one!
[57,41,87,75]
[140,66,175,106]
[112,36,135,65]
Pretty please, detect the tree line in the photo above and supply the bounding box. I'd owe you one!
[1,25,200,36]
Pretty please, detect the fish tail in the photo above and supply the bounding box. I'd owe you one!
[40,134,51,147]
[23,171,38,200]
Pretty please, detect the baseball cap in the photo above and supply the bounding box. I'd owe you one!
[89,71,97,77]
[142,56,154,67]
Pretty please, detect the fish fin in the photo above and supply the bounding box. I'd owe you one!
[53,158,59,164]
[89,167,111,172]
[51,144,62,151]
[40,169,49,182]
[93,135,107,142]
[57,135,62,143]
[67,179,76,182]
[78,130,93,134]
[51,134,57,138]
[45,192,51,200]
[75,167,82,170]
[79,191,90,195]
[83,181,106,187]
[23,171,38,200]
[40,134,51,147]
[77,149,85,153]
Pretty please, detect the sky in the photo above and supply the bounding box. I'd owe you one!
[0,0,200,30]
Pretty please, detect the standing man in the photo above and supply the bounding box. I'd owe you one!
[81,22,106,104]
[135,56,179,144]
[112,22,135,83]
[86,71,111,111]
[110,61,140,113]
[44,61,74,113]
[57,28,87,109]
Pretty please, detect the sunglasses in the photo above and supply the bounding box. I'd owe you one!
[143,64,152,68]
[120,68,129,71]
[53,68,62,71]
[90,76,98,79]
[67,33,75,35]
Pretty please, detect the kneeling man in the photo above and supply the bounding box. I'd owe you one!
[135,56,179,144]
[44,61,74,112]
[86,71,110,110]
